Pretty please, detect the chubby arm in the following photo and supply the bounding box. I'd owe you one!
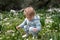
[18,18,27,28]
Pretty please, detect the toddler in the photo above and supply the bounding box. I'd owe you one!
[16,7,41,39]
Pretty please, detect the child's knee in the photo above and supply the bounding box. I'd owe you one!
[24,25,27,29]
[29,27,33,32]
[24,25,29,29]
[24,25,28,31]
[29,27,40,33]
[24,25,30,32]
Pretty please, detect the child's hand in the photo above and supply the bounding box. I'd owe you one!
[16,26,20,30]
[33,28,37,32]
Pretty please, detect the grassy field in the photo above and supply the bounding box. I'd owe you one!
[0,9,60,40]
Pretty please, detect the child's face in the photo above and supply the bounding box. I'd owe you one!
[24,7,35,21]
[24,11,34,21]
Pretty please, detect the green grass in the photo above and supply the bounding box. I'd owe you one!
[0,9,59,40]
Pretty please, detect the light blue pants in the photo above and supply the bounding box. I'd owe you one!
[24,25,41,36]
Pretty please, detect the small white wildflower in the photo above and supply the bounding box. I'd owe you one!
[55,30,57,32]
[12,33,15,36]
[54,8,60,12]
[47,8,59,12]
[6,30,15,33]
[0,37,2,40]
[13,12,18,16]
[45,18,54,24]
[40,14,43,16]
[14,18,17,20]
[46,25,51,28]
[50,38,52,40]
[43,33,45,35]
[0,15,3,19]
[0,31,1,33]
[3,18,9,21]
[59,24,60,27]
[5,22,10,25]
[53,8,57,11]
[47,29,50,32]
[46,16,52,19]
[10,9,16,13]
[10,9,18,16]
[47,8,54,12]
[26,39,28,40]
[58,9,60,12]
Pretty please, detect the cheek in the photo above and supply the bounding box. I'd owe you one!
[28,17,33,20]
[25,15,30,18]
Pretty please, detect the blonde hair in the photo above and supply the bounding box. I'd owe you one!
[24,7,35,16]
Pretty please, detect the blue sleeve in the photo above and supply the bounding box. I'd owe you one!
[18,18,27,28]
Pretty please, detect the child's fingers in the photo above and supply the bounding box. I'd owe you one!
[16,26,20,30]
[33,28,37,32]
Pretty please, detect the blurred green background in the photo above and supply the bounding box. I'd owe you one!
[0,0,60,40]
[0,0,60,11]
